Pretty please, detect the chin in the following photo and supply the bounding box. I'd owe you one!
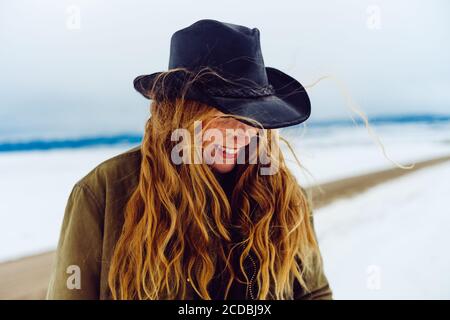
[211,163,236,174]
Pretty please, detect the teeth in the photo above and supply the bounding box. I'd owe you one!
[217,145,238,155]
[224,147,238,154]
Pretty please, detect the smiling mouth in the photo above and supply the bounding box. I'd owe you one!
[215,144,240,159]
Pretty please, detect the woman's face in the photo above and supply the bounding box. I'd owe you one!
[203,112,257,174]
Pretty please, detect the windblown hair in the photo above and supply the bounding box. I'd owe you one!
[108,67,322,299]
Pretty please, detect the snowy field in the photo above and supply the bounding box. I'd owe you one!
[0,122,449,301]
[0,145,133,261]
[315,161,450,299]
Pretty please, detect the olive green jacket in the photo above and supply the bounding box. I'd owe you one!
[46,145,332,300]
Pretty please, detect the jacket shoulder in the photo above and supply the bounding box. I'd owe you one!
[75,144,142,209]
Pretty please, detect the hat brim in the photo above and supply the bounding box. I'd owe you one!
[133,67,311,129]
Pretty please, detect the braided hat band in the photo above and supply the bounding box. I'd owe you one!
[203,84,275,98]
[139,69,276,101]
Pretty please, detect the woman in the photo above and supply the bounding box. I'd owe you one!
[46,19,332,300]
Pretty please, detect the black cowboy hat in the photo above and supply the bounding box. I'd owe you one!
[133,19,311,129]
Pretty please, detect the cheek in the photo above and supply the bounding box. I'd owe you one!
[202,140,215,154]
[201,142,215,164]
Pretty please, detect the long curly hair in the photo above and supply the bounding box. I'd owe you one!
[108,68,321,299]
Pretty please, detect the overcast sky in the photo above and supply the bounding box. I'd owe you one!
[1,0,449,139]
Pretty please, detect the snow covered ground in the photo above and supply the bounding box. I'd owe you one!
[0,145,133,261]
[314,160,450,299]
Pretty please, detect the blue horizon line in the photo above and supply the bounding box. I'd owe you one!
[0,134,143,153]
[1,113,449,153]
[307,113,450,127]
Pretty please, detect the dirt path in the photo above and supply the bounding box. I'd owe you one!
[306,155,450,209]
[0,251,55,300]
[1,154,449,299]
